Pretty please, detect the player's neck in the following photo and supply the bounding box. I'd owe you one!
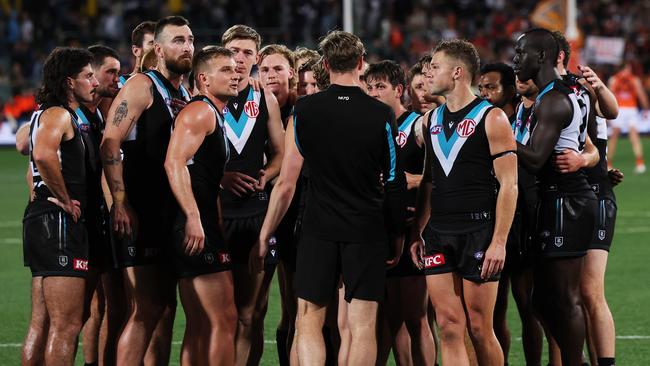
[275,89,289,107]
[502,102,516,119]
[534,67,561,91]
[237,74,250,92]
[83,96,101,113]
[204,91,227,113]
[67,98,79,112]
[329,71,360,88]
[393,103,407,119]
[522,95,536,108]
[157,63,183,89]
[444,84,476,112]
[131,57,141,76]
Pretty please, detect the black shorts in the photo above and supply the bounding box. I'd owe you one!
[86,207,111,273]
[223,215,278,269]
[111,202,175,269]
[590,198,617,251]
[536,195,598,258]
[275,204,299,272]
[503,208,536,275]
[171,214,232,279]
[387,230,424,277]
[23,211,89,278]
[295,235,388,304]
[423,222,499,282]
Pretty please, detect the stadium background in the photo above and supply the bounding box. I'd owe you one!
[1,0,649,364]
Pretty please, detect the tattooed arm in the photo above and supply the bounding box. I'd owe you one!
[100,74,153,236]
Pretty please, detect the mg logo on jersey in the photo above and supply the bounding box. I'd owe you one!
[396,131,408,147]
[219,253,231,264]
[423,254,446,268]
[58,255,69,267]
[456,119,476,138]
[244,101,259,118]
[74,259,88,271]
[430,125,443,135]
[204,253,215,264]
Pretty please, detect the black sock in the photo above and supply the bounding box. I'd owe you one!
[276,329,289,366]
[598,357,615,366]
[84,363,98,366]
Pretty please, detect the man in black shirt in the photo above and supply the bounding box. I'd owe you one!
[250,31,407,365]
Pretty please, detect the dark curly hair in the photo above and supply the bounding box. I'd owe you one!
[36,47,94,106]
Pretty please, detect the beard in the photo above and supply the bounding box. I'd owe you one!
[166,55,192,75]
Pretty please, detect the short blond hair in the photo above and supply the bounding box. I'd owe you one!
[319,31,365,73]
[221,25,262,50]
[259,44,297,89]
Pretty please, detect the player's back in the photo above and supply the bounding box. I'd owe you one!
[294,84,396,242]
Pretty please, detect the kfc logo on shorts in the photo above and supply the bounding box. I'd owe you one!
[430,125,443,135]
[598,230,606,241]
[456,119,476,138]
[204,253,215,264]
[127,246,137,257]
[396,131,408,147]
[58,255,69,267]
[74,258,88,271]
[219,253,231,264]
[244,101,259,118]
[423,254,446,268]
[554,237,564,247]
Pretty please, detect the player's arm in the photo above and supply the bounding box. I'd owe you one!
[165,103,215,256]
[100,74,153,235]
[579,65,618,119]
[555,135,599,173]
[15,122,31,155]
[517,92,572,173]
[410,110,434,269]
[259,90,286,189]
[483,108,518,279]
[383,114,408,268]
[251,115,303,273]
[32,107,81,222]
[406,116,425,190]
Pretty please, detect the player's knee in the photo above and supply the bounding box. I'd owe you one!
[50,317,83,339]
[435,310,466,343]
[467,314,493,343]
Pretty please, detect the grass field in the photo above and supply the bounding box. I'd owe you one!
[1,139,650,365]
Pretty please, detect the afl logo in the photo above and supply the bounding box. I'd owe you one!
[396,131,408,147]
[244,101,259,118]
[430,125,443,135]
[456,119,476,138]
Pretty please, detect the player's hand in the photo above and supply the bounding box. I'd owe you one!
[405,172,421,190]
[386,234,404,269]
[578,65,605,91]
[221,171,258,197]
[47,197,81,223]
[410,234,426,270]
[481,242,505,280]
[608,168,624,186]
[184,215,205,256]
[254,169,267,191]
[554,149,586,173]
[110,201,138,238]
[249,236,269,274]
[249,77,262,91]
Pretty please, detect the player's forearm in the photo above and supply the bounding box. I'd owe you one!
[264,154,283,181]
[100,138,128,204]
[165,160,200,219]
[411,181,432,236]
[33,151,71,204]
[582,143,600,168]
[594,86,619,119]
[492,179,517,246]
[259,179,296,240]
[516,142,546,173]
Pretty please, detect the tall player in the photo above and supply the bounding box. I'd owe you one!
[23,47,97,366]
[513,28,598,365]
[165,46,240,365]
[220,25,285,365]
[365,60,437,366]
[100,16,193,365]
[410,40,518,366]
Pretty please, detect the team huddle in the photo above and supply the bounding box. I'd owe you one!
[19,15,626,366]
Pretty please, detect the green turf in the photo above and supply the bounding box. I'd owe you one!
[1,139,650,365]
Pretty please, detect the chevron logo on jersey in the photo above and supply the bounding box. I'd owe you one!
[224,87,262,154]
[429,100,492,176]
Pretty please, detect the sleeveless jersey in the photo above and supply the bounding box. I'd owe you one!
[185,96,230,224]
[26,105,86,217]
[563,73,592,150]
[76,104,106,217]
[117,74,131,89]
[121,70,190,212]
[221,85,270,218]
[396,111,424,204]
[611,70,638,108]
[513,102,539,209]
[426,98,497,231]
[585,116,614,200]
[534,79,593,197]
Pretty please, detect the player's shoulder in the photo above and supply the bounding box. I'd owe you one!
[40,105,73,123]
[122,72,154,90]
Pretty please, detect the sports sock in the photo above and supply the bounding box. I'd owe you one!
[636,157,644,165]
[84,363,98,366]
[597,357,615,366]
[276,329,289,366]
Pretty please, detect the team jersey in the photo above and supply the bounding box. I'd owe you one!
[221,85,270,218]
[426,98,497,232]
[395,110,424,204]
[121,70,190,212]
[294,84,407,242]
[185,96,230,223]
[513,102,539,209]
[610,70,639,108]
[563,73,593,149]
[26,105,86,217]
[534,79,594,197]
[117,74,131,89]
[585,117,615,200]
[75,104,106,217]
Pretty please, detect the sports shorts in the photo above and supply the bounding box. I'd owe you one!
[223,215,278,270]
[590,198,617,251]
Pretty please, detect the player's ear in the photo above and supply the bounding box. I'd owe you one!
[395,83,404,99]
[132,45,140,58]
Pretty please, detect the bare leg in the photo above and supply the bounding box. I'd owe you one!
[401,276,436,366]
[144,280,177,366]
[464,280,504,366]
[607,127,620,168]
[43,276,86,366]
[22,276,49,366]
[511,268,543,366]
[98,269,126,365]
[296,298,328,365]
[493,274,511,362]
[581,250,615,362]
[337,284,351,366]
[82,279,104,365]
[347,299,379,366]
